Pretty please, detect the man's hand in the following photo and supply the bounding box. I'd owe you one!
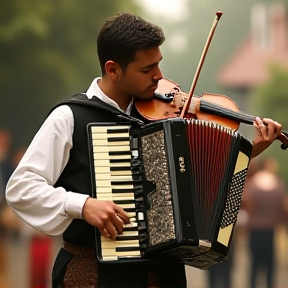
[251,117,282,158]
[82,198,130,240]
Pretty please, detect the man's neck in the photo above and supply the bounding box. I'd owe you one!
[97,78,132,111]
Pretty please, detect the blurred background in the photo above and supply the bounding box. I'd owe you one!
[1,0,288,287]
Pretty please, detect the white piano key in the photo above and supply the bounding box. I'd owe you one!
[95,186,134,193]
[95,174,132,181]
[97,184,134,190]
[116,203,135,210]
[93,166,132,175]
[102,256,118,261]
[92,132,130,139]
[93,140,130,146]
[96,194,135,201]
[93,145,130,152]
[110,170,133,176]
[124,222,138,227]
[94,160,131,167]
[93,153,131,160]
[95,180,134,187]
[101,240,139,248]
[102,249,141,257]
[91,126,130,133]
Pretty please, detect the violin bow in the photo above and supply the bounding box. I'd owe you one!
[180,11,223,118]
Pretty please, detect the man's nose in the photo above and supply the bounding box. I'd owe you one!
[153,66,163,81]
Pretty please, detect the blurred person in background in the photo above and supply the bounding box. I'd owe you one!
[0,129,15,288]
[13,147,53,288]
[0,129,14,208]
[0,129,19,239]
[242,157,288,288]
[5,12,284,288]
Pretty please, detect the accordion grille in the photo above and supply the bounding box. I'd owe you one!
[141,130,175,246]
[221,168,247,228]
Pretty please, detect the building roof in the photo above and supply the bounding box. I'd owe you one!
[217,4,288,88]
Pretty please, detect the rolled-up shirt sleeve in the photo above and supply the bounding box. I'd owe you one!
[5,105,89,235]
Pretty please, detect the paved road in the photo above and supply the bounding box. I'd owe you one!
[3,228,288,288]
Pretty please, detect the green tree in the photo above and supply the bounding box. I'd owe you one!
[0,0,139,148]
[250,64,288,184]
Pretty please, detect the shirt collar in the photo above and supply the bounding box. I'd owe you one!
[85,77,133,115]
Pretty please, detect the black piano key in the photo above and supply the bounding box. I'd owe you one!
[108,137,130,142]
[109,151,131,156]
[115,235,139,241]
[111,180,135,185]
[112,188,135,193]
[123,226,138,232]
[116,246,141,252]
[123,207,136,213]
[110,160,131,164]
[114,199,135,205]
[110,166,131,171]
[107,128,129,134]
[110,179,142,186]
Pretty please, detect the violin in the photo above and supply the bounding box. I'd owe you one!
[134,11,288,150]
[134,78,288,149]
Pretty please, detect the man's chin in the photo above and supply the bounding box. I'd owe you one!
[135,93,154,101]
[145,91,156,99]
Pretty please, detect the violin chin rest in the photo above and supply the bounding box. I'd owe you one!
[280,144,288,150]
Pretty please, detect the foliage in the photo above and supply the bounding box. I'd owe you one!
[249,65,288,184]
[0,0,139,148]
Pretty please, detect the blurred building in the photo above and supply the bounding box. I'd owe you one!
[217,3,288,93]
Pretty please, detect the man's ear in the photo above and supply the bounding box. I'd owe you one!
[105,60,121,80]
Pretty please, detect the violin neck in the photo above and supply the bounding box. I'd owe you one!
[200,99,255,125]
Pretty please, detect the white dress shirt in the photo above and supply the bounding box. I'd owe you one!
[5,77,133,235]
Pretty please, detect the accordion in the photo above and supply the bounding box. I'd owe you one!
[87,118,252,269]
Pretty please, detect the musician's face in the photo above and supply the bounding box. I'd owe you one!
[119,46,164,100]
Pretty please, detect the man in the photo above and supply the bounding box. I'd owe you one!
[5,12,282,288]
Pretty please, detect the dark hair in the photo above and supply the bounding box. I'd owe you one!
[97,12,165,75]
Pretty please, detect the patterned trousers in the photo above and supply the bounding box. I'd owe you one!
[60,242,162,288]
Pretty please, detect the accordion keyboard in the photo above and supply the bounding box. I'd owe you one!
[90,124,144,261]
